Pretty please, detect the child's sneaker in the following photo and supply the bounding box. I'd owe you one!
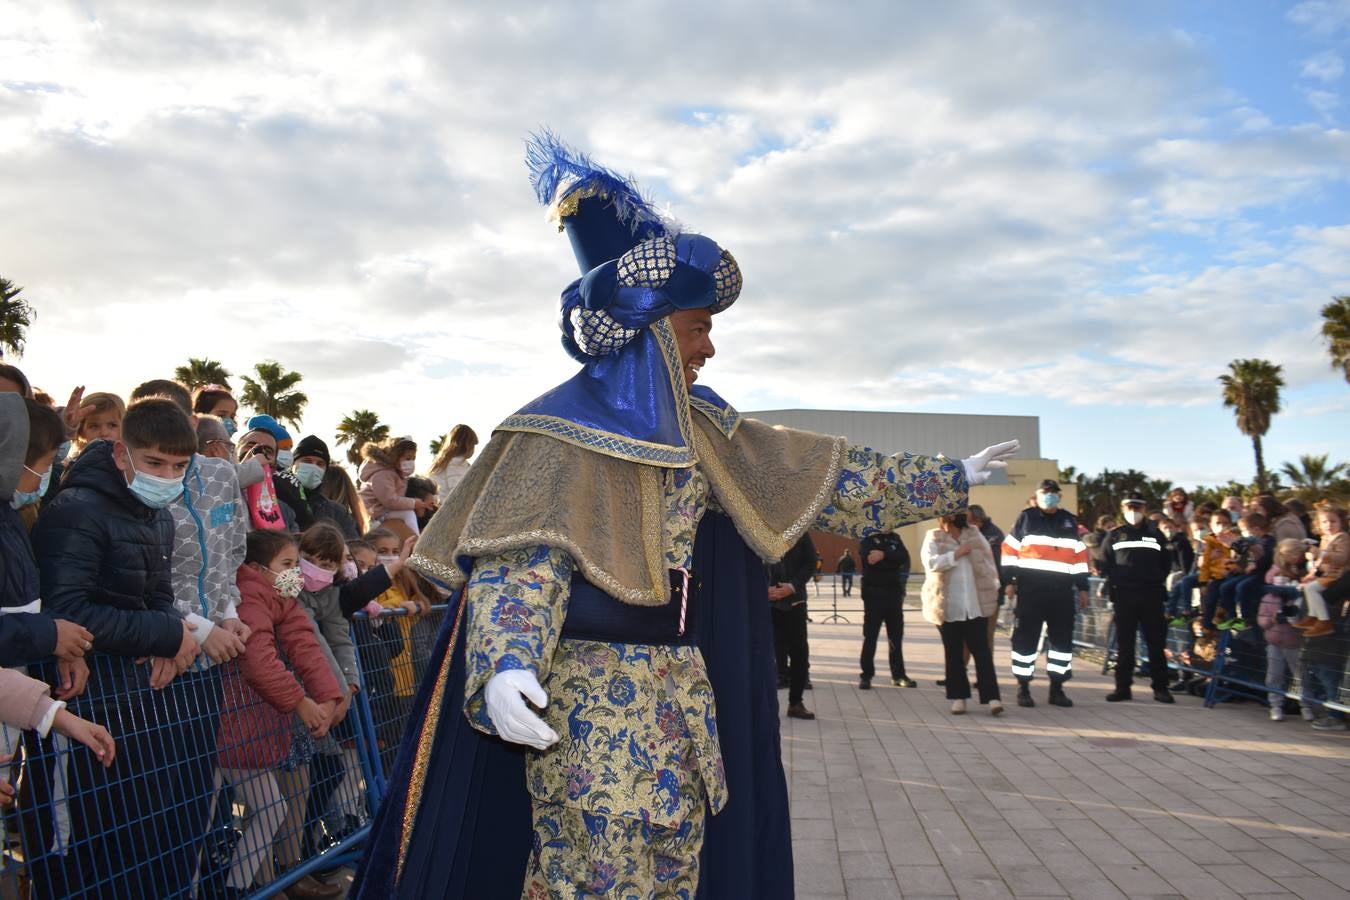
[1301,706,1317,721]
[1227,617,1249,632]
[1215,618,1236,631]
[1311,716,1346,732]
[1168,615,1187,628]
[1270,707,1285,722]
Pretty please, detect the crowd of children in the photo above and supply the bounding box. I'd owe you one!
[0,362,476,900]
[1129,488,1350,730]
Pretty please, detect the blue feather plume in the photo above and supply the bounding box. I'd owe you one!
[525,130,667,235]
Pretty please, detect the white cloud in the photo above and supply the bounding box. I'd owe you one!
[1289,0,1350,36]
[1302,50,1346,82]
[1,1,1346,481]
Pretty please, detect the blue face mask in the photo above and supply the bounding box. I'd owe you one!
[10,464,51,510]
[276,450,294,469]
[221,417,238,438]
[1038,492,1060,510]
[294,462,325,490]
[124,450,184,509]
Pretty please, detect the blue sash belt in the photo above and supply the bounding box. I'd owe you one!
[561,571,698,646]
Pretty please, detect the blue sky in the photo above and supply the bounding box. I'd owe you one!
[0,1,1346,490]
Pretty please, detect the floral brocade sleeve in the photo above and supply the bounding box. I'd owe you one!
[462,545,574,735]
[814,444,969,539]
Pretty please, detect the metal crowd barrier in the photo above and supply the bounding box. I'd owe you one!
[1073,581,1350,717]
[0,603,451,900]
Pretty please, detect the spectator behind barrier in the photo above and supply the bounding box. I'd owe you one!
[238,425,291,531]
[321,462,368,537]
[1259,539,1309,722]
[192,384,239,438]
[425,423,478,500]
[69,392,124,458]
[217,529,344,898]
[197,413,236,461]
[1294,503,1349,639]
[28,396,206,899]
[358,436,428,537]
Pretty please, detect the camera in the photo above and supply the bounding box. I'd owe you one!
[1230,537,1253,558]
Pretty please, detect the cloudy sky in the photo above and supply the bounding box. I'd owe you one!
[2,1,1347,488]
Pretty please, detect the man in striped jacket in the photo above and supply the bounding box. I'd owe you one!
[1002,479,1089,708]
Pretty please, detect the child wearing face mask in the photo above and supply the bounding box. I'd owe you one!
[357,436,430,536]
[28,397,207,899]
[217,529,344,899]
[192,385,239,440]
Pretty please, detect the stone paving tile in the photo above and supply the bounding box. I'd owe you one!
[781,619,1350,898]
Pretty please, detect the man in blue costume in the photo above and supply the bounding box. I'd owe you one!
[353,134,1018,899]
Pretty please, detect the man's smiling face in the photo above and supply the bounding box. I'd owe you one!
[669,308,716,390]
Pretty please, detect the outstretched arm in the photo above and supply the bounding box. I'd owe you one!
[814,441,1016,540]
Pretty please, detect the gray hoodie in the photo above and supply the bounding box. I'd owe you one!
[0,393,25,500]
[169,454,248,647]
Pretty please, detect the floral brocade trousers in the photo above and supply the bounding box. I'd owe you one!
[523,800,707,900]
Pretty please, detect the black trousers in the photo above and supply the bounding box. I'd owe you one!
[939,617,1000,702]
[841,574,853,596]
[1009,588,1075,684]
[1112,586,1169,691]
[860,593,907,680]
[772,604,810,705]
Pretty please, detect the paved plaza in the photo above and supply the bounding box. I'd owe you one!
[782,617,1350,899]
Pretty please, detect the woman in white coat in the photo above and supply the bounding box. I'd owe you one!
[922,511,1004,715]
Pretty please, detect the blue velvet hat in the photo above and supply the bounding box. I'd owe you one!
[497,133,743,466]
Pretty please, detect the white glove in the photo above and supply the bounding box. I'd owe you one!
[484,669,560,750]
[962,440,1020,486]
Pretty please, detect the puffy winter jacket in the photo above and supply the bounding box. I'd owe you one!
[217,565,344,769]
[0,394,58,664]
[31,441,185,659]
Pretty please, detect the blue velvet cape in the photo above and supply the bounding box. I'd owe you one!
[351,510,794,899]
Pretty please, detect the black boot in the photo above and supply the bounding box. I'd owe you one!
[1152,687,1176,704]
[1048,682,1073,708]
[1016,681,1035,708]
[1105,689,1132,702]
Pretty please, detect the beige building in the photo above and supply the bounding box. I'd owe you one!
[742,408,1076,570]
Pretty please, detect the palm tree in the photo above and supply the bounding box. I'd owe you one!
[1219,358,1284,492]
[336,409,389,466]
[239,361,308,428]
[429,433,447,456]
[0,277,35,359]
[174,357,233,390]
[1280,454,1347,501]
[1321,296,1350,385]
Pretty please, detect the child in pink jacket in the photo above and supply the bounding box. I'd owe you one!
[357,436,431,536]
[1259,539,1308,722]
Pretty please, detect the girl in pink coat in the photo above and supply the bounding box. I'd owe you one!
[216,530,343,896]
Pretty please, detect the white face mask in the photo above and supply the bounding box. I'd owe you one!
[398,460,416,477]
[1123,509,1145,526]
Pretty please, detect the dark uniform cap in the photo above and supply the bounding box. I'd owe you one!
[1122,490,1146,507]
[1037,479,1060,492]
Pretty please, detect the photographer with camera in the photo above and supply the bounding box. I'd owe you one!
[1257,539,1310,722]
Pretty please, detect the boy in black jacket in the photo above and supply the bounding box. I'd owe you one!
[29,397,204,899]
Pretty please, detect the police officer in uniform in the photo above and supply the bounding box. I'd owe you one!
[858,530,917,689]
[1100,491,1175,703]
[1003,479,1088,707]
